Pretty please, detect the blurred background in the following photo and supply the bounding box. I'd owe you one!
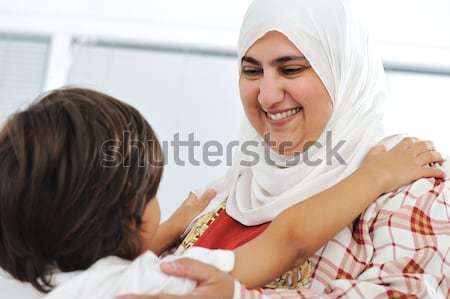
[0,0,449,219]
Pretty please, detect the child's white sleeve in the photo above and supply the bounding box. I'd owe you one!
[165,246,235,272]
[116,247,235,296]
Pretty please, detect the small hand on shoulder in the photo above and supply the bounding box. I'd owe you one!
[360,137,446,194]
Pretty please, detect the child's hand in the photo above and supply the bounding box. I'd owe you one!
[361,137,446,194]
[169,189,217,235]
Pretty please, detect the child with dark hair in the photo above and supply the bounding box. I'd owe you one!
[0,87,222,297]
[0,87,445,299]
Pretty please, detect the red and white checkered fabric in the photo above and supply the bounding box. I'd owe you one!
[235,177,450,299]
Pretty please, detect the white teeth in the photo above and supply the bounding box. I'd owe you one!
[267,107,301,121]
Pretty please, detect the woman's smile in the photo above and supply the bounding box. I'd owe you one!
[263,107,303,131]
[264,106,303,127]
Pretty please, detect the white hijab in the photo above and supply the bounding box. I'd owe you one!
[199,0,399,226]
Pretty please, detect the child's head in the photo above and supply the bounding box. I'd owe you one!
[0,87,164,292]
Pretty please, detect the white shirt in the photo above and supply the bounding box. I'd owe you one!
[0,247,235,299]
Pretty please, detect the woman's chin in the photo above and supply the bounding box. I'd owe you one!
[266,136,305,156]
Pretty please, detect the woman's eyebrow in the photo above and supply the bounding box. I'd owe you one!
[241,56,260,65]
[241,55,306,66]
[271,56,306,65]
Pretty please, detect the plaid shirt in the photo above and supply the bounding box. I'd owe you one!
[234,177,450,299]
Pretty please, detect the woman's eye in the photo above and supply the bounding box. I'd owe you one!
[281,67,306,76]
[241,68,263,78]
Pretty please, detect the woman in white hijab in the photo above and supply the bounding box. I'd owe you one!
[129,0,450,298]
[218,0,391,226]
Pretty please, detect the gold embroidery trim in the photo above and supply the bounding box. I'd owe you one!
[179,199,312,289]
[181,199,227,250]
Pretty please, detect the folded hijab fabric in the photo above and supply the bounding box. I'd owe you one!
[201,0,402,226]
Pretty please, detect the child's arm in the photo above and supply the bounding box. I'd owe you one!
[143,190,216,256]
[144,220,184,256]
[231,138,445,288]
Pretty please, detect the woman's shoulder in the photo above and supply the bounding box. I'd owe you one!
[363,162,450,223]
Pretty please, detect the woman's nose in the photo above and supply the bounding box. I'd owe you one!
[257,75,284,109]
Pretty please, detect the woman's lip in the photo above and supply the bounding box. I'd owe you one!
[265,107,302,114]
[264,108,303,127]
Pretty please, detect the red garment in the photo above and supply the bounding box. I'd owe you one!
[194,209,270,250]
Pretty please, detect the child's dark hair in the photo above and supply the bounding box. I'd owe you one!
[0,87,164,292]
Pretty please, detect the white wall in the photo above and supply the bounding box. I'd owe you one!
[0,0,249,53]
[1,0,449,81]
[0,36,49,121]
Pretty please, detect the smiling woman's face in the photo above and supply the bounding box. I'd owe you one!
[239,31,333,155]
